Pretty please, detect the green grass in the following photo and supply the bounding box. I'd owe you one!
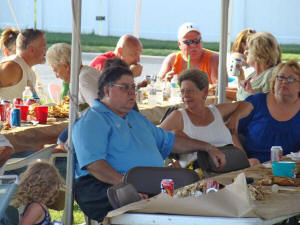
[43,31,300,60]
[1,30,300,60]
[49,202,85,225]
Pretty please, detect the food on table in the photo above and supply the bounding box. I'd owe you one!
[48,96,69,118]
[248,184,267,200]
[174,181,225,198]
[257,176,300,186]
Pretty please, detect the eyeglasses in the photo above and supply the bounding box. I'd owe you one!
[182,38,201,46]
[276,75,300,83]
[111,83,136,92]
[180,88,196,96]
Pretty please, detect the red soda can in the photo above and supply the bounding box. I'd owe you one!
[0,104,5,121]
[161,179,174,196]
[206,180,219,193]
[13,98,23,106]
[271,146,283,162]
[6,107,11,125]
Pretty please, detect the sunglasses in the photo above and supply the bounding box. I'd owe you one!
[276,75,300,83]
[111,83,136,92]
[182,38,201,46]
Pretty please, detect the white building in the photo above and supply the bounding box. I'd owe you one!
[1,0,300,44]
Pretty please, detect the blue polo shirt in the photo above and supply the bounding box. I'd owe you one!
[72,99,175,178]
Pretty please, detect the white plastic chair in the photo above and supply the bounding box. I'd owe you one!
[2,144,57,174]
[48,83,62,104]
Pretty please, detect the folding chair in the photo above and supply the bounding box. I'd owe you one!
[48,83,62,104]
[2,144,57,174]
[197,144,250,178]
[123,166,200,196]
[0,175,19,221]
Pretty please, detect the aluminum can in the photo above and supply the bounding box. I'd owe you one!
[11,108,21,127]
[206,180,219,194]
[6,107,11,125]
[1,100,10,105]
[230,58,242,77]
[0,104,5,121]
[13,98,23,106]
[161,179,174,196]
[271,146,283,162]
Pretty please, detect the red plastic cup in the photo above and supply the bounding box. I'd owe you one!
[15,105,29,121]
[35,106,48,124]
[0,104,5,121]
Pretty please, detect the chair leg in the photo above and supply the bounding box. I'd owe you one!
[288,216,299,225]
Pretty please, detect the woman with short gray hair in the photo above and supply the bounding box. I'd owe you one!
[160,68,258,168]
[46,43,101,109]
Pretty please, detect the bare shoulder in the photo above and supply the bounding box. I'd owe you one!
[160,109,183,130]
[0,61,22,85]
[164,53,177,65]
[210,51,219,63]
[21,202,45,225]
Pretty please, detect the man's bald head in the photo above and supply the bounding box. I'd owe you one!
[115,34,142,66]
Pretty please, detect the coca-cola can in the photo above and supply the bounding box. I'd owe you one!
[13,98,23,106]
[271,146,283,162]
[0,104,5,121]
[161,179,174,196]
[6,107,11,125]
[206,180,219,194]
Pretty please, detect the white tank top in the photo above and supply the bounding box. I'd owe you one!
[178,105,233,167]
[0,55,36,101]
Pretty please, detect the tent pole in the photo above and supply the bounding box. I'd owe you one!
[64,0,81,224]
[134,0,142,37]
[217,0,230,103]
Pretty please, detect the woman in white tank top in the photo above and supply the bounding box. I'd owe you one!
[160,69,257,167]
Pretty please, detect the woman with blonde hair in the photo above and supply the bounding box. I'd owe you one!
[236,31,281,100]
[13,161,64,225]
[0,27,19,57]
[228,60,300,163]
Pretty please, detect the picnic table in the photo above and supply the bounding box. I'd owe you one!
[108,161,300,225]
[1,119,68,153]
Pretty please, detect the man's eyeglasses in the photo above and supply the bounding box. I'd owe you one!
[182,38,201,46]
[276,75,300,83]
[111,83,136,92]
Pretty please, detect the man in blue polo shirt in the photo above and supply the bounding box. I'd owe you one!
[72,60,226,222]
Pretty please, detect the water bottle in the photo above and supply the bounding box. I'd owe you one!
[170,75,181,102]
[148,82,157,105]
[154,80,163,104]
[22,86,33,104]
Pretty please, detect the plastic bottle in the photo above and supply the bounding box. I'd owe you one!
[170,75,181,102]
[148,81,157,105]
[22,86,33,104]
[154,80,163,104]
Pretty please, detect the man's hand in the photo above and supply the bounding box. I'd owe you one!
[130,64,143,77]
[207,145,226,169]
[165,70,176,82]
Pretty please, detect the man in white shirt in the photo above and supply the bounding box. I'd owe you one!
[0,29,46,100]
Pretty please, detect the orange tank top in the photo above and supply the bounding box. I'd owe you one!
[172,49,213,83]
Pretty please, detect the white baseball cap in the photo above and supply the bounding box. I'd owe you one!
[177,22,200,40]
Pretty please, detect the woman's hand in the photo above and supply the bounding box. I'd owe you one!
[225,114,239,135]
[207,145,226,169]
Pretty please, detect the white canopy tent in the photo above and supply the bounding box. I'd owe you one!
[64,0,230,223]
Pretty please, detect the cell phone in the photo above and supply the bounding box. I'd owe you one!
[52,220,63,225]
